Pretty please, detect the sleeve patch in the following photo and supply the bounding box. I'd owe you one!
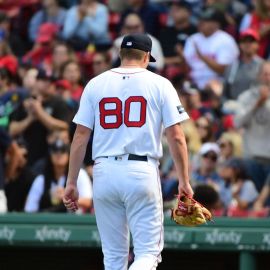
[177,105,186,114]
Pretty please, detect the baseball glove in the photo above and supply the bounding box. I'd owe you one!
[171,193,212,226]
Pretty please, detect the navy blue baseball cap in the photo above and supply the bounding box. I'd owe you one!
[121,33,156,62]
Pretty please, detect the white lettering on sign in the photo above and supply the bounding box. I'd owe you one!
[0,226,15,243]
[35,226,71,242]
[262,233,270,245]
[205,229,242,245]
[164,230,186,243]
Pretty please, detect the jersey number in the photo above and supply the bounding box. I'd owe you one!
[99,96,147,129]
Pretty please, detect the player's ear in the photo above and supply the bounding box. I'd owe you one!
[143,52,150,63]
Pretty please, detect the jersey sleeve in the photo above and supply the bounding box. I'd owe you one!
[161,79,189,128]
[73,82,94,129]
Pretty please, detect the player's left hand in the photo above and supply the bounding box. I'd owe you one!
[63,184,79,212]
[171,192,212,226]
[178,182,194,197]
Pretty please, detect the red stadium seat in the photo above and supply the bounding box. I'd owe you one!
[227,206,269,217]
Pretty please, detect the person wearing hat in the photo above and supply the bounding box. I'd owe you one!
[24,129,92,213]
[223,28,264,100]
[63,33,193,270]
[23,23,59,67]
[183,7,239,90]
[28,0,66,43]
[191,142,231,207]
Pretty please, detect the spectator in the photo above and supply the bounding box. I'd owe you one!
[0,68,27,130]
[191,142,231,207]
[219,158,258,210]
[23,22,59,67]
[0,128,25,213]
[62,0,110,50]
[24,137,92,213]
[4,138,35,212]
[223,28,263,100]
[9,69,70,165]
[42,41,77,77]
[60,60,83,101]
[0,11,27,56]
[91,51,112,77]
[112,13,164,71]
[28,0,66,42]
[253,174,270,210]
[218,136,235,163]
[21,68,38,93]
[193,184,221,213]
[248,0,270,58]
[159,1,197,66]
[121,0,161,37]
[205,0,247,36]
[0,38,18,76]
[195,116,215,144]
[192,142,221,185]
[178,80,202,120]
[234,61,270,189]
[31,128,71,175]
[183,7,239,90]
[54,79,78,116]
[219,115,243,157]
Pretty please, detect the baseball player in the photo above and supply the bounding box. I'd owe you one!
[63,33,193,270]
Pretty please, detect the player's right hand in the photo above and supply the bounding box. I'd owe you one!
[178,182,194,197]
[63,184,79,212]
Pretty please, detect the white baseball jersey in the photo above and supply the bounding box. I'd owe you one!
[73,67,189,160]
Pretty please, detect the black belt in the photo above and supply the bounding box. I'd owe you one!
[105,154,148,162]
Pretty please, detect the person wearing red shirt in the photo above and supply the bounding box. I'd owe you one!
[23,23,59,68]
[60,60,83,101]
[249,0,270,58]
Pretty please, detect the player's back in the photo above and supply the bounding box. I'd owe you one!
[75,67,188,160]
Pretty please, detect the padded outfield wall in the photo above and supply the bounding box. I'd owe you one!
[0,214,269,270]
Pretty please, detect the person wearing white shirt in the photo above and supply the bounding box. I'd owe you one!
[25,139,92,213]
[183,7,239,90]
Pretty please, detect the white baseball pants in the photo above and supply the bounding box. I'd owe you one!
[93,155,164,270]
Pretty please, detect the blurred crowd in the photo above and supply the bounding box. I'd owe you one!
[0,0,270,217]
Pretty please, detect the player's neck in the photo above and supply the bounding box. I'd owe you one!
[120,60,144,69]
